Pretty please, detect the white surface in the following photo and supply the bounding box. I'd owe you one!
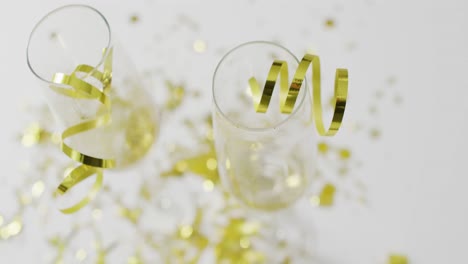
[1,0,468,263]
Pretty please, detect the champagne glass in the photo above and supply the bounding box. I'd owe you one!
[212,41,316,211]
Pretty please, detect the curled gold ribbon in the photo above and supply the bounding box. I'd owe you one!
[249,54,348,136]
[50,48,115,214]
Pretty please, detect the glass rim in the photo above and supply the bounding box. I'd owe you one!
[212,40,308,133]
[26,4,112,84]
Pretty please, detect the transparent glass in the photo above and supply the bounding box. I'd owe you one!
[212,41,316,210]
[26,5,158,167]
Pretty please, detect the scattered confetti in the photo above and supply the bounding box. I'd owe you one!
[75,249,87,261]
[31,180,45,198]
[119,207,142,225]
[317,142,329,154]
[311,183,336,207]
[193,39,207,53]
[387,76,397,85]
[0,218,22,240]
[339,148,351,160]
[389,254,408,264]
[21,123,52,147]
[165,81,186,111]
[370,128,381,139]
[129,14,140,24]
[324,18,335,28]
[215,218,264,264]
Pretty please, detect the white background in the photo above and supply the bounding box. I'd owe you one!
[1,0,468,263]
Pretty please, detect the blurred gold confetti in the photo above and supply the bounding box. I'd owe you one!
[21,123,52,147]
[139,183,152,201]
[0,218,22,240]
[31,180,45,198]
[130,14,140,24]
[161,150,220,184]
[75,249,87,261]
[370,128,381,139]
[173,208,209,263]
[127,250,144,264]
[311,183,336,207]
[338,167,349,176]
[324,18,335,28]
[193,40,207,53]
[387,76,397,85]
[203,180,214,192]
[215,218,264,264]
[389,254,408,264]
[119,207,142,225]
[317,142,329,154]
[339,148,351,160]
[165,81,186,111]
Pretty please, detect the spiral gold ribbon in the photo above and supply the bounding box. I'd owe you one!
[249,54,348,136]
[50,48,115,214]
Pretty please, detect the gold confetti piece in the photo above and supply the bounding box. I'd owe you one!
[21,123,51,147]
[130,14,140,24]
[375,90,384,99]
[0,218,23,240]
[338,148,351,160]
[165,81,186,111]
[127,251,144,264]
[338,167,349,176]
[75,249,87,261]
[317,142,329,154]
[319,183,336,206]
[324,18,335,28]
[139,183,151,201]
[31,180,45,198]
[193,40,207,53]
[216,218,264,264]
[173,208,209,263]
[206,158,217,170]
[311,183,336,207]
[370,128,381,139]
[119,207,142,225]
[387,76,397,85]
[161,150,220,184]
[203,180,214,192]
[389,254,408,264]
[179,225,194,239]
[357,195,368,205]
[249,53,348,136]
[50,32,57,39]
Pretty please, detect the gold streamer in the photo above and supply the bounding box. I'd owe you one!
[50,48,115,214]
[249,53,348,136]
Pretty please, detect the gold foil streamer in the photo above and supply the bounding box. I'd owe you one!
[50,48,115,214]
[249,53,348,136]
